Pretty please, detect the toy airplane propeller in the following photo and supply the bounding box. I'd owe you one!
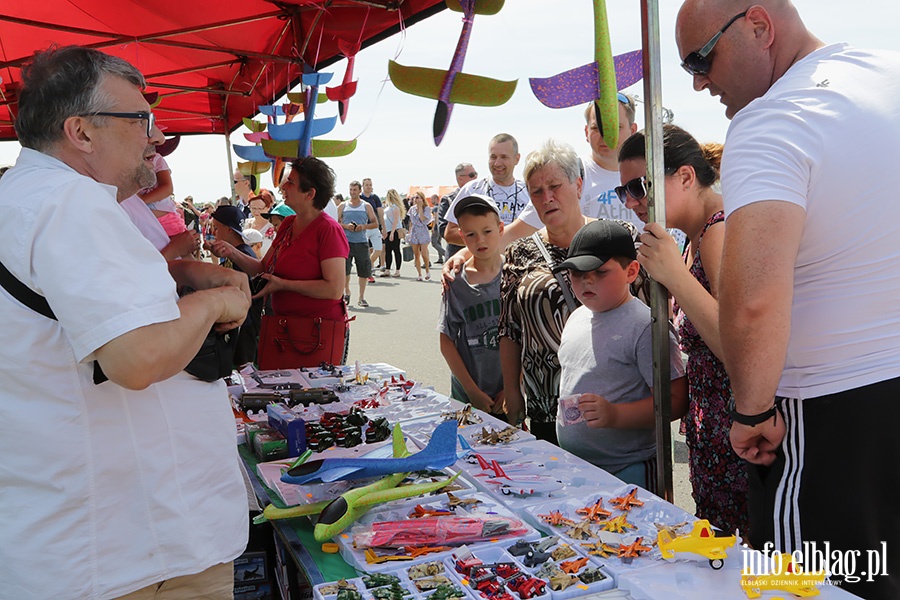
[326,40,360,124]
[528,0,643,150]
[389,0,517,146]
[281,420,459,485]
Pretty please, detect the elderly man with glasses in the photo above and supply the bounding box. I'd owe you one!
[0,46,250,598]
[677,2,900,597]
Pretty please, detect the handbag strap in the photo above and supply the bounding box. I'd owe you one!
[0,257,108,384]
[530,232,579,312]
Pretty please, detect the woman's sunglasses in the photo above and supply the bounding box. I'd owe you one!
[615,176,650,204]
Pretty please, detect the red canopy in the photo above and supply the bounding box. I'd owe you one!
[0,0,446,139]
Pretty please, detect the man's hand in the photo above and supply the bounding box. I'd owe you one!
[208,285,252,331]
[579,393,617,429]
[730,415,785,466]
[491,389,506,415]
[169,259,252,300]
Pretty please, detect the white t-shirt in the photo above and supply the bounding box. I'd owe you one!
[446,177,531,226]
[0,149,247,599]
[517,158,646,232]
[723,42,900,399]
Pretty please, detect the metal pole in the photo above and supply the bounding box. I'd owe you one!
[640,0,674,503]
[224,113,236,202]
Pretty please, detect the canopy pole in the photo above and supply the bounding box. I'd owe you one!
[640,0,674,503]
[224,112,236,201]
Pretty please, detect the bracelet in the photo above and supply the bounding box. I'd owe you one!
[728,396,778,427]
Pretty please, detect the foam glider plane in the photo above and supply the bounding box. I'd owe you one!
[281,420,459,485]
[254,429,459,541]
[528,0,643,150]
[326,40,360,124]
[388,0,517,145]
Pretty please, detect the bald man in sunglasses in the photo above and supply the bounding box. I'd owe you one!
[677,2,900,596]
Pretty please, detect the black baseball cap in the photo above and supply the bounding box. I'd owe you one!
[552,220,637,273]
[453,193,500,219]
[211,205,245,237]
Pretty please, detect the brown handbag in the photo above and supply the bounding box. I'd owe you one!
[256,310,352,370]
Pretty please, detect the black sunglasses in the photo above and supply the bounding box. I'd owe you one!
[680,11,747,76]
[615,176,650,204]
[91,111,156,137]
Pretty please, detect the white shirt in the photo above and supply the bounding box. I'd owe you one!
[0,149,247,599]
[445,177,530,226]
[723,43,900,398]
[517,158,645,231]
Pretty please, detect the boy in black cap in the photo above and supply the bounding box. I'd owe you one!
[437,194,506,416]
[552,220,688,492]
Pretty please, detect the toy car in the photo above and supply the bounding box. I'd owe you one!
[506,574,547,599]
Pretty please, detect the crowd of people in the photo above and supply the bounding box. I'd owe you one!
[2,1,900,598]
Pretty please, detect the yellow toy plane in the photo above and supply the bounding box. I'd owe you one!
[600,514,636,534]
[657,519,736,570]
[741,552,826,598]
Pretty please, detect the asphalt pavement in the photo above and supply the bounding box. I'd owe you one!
[344,247,696,515]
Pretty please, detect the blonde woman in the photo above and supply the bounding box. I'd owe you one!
[381,189,407,277]
[406,191,433,280]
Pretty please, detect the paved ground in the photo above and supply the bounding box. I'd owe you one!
[343,248,696,515]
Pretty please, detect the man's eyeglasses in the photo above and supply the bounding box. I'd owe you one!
[680,11,747,76]
[615,176,650,204]
[91,111,156,137]
[467,172,477,178]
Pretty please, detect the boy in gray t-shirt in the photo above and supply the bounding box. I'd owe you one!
[551,220,687,492]
[437,194,505,416]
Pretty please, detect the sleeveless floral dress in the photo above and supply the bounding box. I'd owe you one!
[674,211,750,536]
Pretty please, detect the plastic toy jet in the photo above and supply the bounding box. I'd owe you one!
[483,460,564,496]
[389,0,517,145]
[528,0,643,150]
[538,510,576,528]
[657,519,736,570]
[326,40,360,124]
[459,435,523,464]
[609,488,644,511]
[617,537,652,560]
[576,498,612,523]
[471,454,543,477]
[281,420,458,484]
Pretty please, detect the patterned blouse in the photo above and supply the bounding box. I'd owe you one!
[499,221,649,425]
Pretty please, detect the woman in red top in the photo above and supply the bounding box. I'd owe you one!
[208,156,349,322]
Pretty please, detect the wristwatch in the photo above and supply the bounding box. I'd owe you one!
[728,396,778,426]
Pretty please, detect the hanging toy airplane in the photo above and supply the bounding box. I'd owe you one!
[326,40,360,124]
[281,420,459,485]
[388,0,517,146]
[528,0,643,150]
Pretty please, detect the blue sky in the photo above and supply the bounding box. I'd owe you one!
[2,0,899,202]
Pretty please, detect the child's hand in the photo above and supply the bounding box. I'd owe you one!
[469,389,494,414]
[578,393,616,428]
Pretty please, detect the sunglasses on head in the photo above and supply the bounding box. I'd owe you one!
[680,11,747,76]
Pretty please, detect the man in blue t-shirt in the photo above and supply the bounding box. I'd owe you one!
[361,177,384,278]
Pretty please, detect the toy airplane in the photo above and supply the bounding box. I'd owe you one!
[741,553,825,598]
[471,453,543,477]
[326,40,360,124]
[657,519,736,570]
[409,504,455,518]
[281,420,458,484]
[609,488,644,511]
[559,557,589,574]
[473,425,520,445]
[617,537,652,560]
[576,498,612,523]
[459,435,522,464]
[538,510,576,528]
[255,432,459,542]
[528,0,643,150]
[389,0,516,145]
[483,460,563,496]
[566,519,596,541]
[599,514,636,534]
[446,492,482,510]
